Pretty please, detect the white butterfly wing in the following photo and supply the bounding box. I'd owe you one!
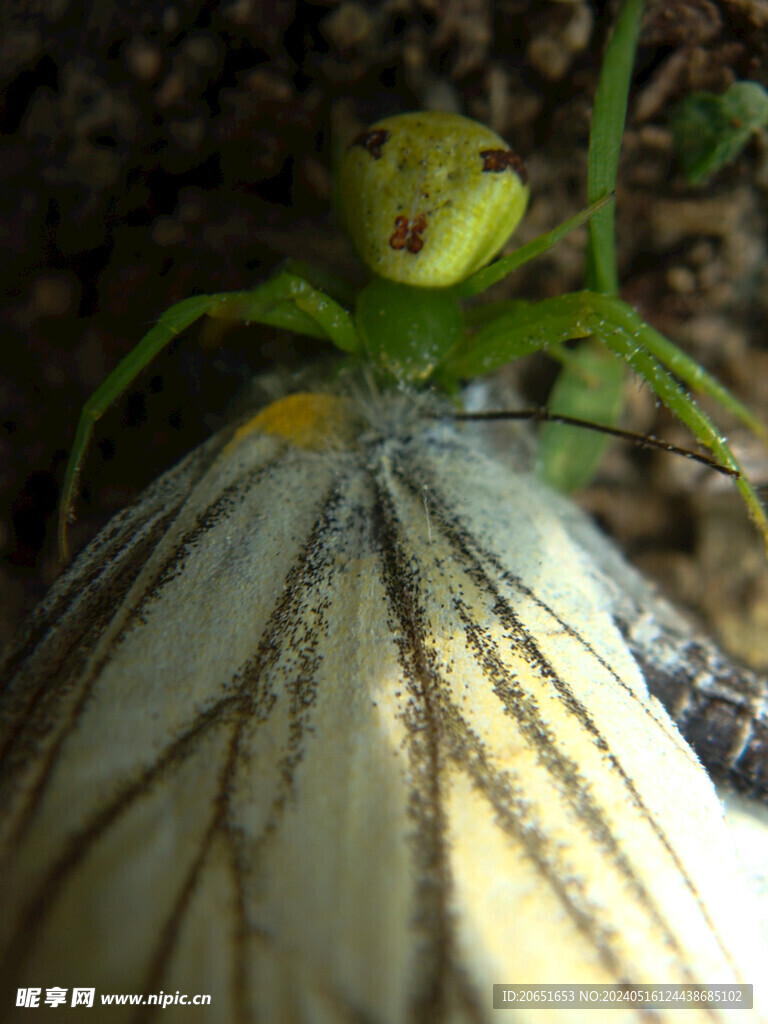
[1,395,766,1023]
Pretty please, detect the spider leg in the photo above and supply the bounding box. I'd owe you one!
[566,293,768,550]
[207,273,358,354]
[443,290,768,551]
[456,196,614,298]
[58,274,359,562]
[574,291,766,437]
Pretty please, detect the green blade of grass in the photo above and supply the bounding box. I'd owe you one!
[586,0,645,295]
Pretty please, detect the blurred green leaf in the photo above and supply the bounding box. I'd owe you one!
[539,341,626,493]
[670,81,768,185]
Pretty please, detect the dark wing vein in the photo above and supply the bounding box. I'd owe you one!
[390,447,744,990]
[372,477,487,1024]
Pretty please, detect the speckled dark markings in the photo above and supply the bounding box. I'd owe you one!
[371,474,677,1023]
[0,476,352,1023]
[0,694,239,1010]
[393,437,681,733]
[4,422,761,1021]
[382,472,736,1005]
[371,480,485,1024]
[479,148,528,184]
[405,456,746,983]
[0,474,207,774]
[386,443,745,988]
[0,428,239,791]
[448,597,735,995]
[202,472,390,1024]
[0,427,227,691]
[137,733,243,1024]
[625,635,768,801]
[350,128,390,160]
[118,458,283,630]
[397,442,690,750]
[132,479,350,1022]
[427,423,768,804]
[0,455,286,857]
[431,710,660,1024]
[0,505,176,797]
[235,481,347,817]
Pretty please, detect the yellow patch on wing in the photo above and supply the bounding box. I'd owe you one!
[227,392,357,452]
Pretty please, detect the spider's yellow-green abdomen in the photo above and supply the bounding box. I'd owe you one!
[338,111,529,288]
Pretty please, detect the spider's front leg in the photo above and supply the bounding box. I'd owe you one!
[208,273,358,353]
[444,289,768,552]
[58,272,359,562]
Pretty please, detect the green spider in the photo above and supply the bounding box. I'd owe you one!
[57,2,768,565]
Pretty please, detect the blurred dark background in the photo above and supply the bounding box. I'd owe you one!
[2,0,768,665]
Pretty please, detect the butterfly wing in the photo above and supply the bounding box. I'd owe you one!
[1,398,766,1023]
